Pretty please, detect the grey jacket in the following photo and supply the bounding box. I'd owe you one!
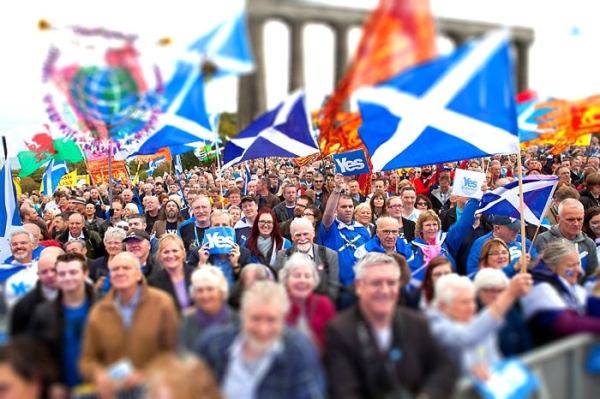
[534,225,598,277]
[178,305,239,354]
[274,244,340,301]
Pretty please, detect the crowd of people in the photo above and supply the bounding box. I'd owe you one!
[4,143,600,398]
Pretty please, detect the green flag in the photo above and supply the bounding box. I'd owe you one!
[195,144,218,162]
[17,138,84,177]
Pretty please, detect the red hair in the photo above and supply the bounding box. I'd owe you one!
[245,208,285,259]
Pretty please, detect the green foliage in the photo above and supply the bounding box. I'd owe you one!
[20,177,39,194]
[219,112,238,141]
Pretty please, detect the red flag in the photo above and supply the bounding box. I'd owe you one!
[318,0,437,156]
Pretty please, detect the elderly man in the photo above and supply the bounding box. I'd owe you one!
[56,212,104,260]
[318,174,370,289]
[534,198,598,277]
[197,281,326,398]
[3,230,42,306]
[354,217,413,261]
[144,196,160,233]
[325,253,457,398]
[79,252,179,398]
[179,196,212,250]
[467,215,538,277]
[10,246,63,337]
[122,189,143,213]
[274,217,339,301]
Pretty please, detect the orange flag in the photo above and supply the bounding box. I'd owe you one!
[318,0,437,157]
[536,95,600,154]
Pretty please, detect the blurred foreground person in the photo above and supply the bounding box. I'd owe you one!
[197,281,326,399]
[325,253,457,399]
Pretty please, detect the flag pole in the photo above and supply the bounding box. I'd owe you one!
[108,140,113,206]
[516,151,528,273]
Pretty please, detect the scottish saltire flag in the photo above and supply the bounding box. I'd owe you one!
[40,160,68,196]
[517,91,552,143]
[0,161,23,267]
[476,175,559,225]
[174,155,183,176]
[356,30,520,171]
[147,157,165,177]
[186,10,255,78]
[242,163,252,195]
[222,90,319,168]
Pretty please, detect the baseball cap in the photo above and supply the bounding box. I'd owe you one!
[440,166,453,172]
[240,195,256,204]
[235,177,244,183]
[491,215,520,230]
[122,229,150,243]
[73,197,87,205]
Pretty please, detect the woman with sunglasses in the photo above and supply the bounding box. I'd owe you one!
[415,195,433,212]
[245,208,292,267]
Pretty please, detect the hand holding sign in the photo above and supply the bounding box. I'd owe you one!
[197,243,210,266]
[229,244,241,271]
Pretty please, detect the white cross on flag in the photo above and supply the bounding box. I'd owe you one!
[356,30,520,171]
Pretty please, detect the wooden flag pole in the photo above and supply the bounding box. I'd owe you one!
[516,151,528,273]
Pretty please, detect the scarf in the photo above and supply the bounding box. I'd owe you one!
[421,238,443,265]
[257,236,273,259]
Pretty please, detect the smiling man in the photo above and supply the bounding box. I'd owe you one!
[325,253,457,399]
[197,281,326,398]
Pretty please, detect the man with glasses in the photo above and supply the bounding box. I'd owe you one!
[278,195,314,241]
[467,215,538,277]
[354,217,412,261]
[534,198,598,277]
[386,196,416,243]
[325,253,457,398]
[312,174,329,211]
[274,217,339,301]
[179,196,212,251]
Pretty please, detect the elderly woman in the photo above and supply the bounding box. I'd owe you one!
[89,227,125,285]
[354,203,376,237]
[474,268,533,356]
[148,234,195,312]
[427,273,532,379]
[245,208,292,267]
[521,240,600,346]
[476,238,517,278]
[407,198,478,288]
[179,266,238,353]
[123,202,140,220]
[279,253,336,353]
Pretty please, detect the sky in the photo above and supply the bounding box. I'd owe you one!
[1,0,599,147]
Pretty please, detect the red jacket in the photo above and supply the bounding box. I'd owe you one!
[285,293,336,353]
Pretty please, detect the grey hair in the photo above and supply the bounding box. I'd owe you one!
[542,240,578,269]
[432,274,472,310]
[241,280,290,315]
[290,217,313,233]
[353,252,400,281]
[239,263,270,282]
[209,210,232,226]
[473,268,509,293]
[110,252,141,270]
[64,239,86,251]
[190,265,229,299]
[10,229,34,244]
[103,227,127,244]
[278,253,320,290]
[558,198,584,217]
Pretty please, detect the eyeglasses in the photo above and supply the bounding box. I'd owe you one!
[387,204,403,209]
[378,229,400,236]
[258,220,273,226]
[314,180,323,183]
[295,203,307,208]
[363,279,399,290]
[488,250,509,257]
[302,213,315,217]
[417,202,428,206]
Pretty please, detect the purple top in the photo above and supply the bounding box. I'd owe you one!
[196,304,230,329]
[173,279,191,310]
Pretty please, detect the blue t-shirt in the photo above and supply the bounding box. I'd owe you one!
[62,299,89,388]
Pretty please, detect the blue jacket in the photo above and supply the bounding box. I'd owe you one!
[197,324,326,399]
[407,199,477,288]
[467,232,537,277]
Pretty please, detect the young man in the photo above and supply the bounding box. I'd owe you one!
[30,252,97,391]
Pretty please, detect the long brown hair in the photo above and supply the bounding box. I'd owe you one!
[245,208,285,260]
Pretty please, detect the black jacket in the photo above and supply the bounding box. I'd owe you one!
[147,266,195,312]
[10,281,48,337]
[56,228,105,260]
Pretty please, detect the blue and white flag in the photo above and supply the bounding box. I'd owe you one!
[356,30,520,171]
[476,175,559,225]
[242,162,252,195]
[222,90,319,168]
[147,157,165,177]
[0,161,23,267]
[518,96,552,143]
[41,160,68,196]
[174,155,183,176]
[333,149,370,176]
[187,10,255,78]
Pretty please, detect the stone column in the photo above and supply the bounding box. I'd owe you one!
[238,17,267,130]
[333,23,349,89]
[515,40,530,91]
[289,20,305,92]
[445,30,469,47]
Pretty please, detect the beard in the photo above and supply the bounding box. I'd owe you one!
[167,211,177,219]
[421,170,432,177]
[296,242,312,253]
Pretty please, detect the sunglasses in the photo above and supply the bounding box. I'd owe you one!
[417,202,428,206]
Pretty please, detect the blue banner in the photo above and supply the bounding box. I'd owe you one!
[202,227,236,255]
[332,149,370,176]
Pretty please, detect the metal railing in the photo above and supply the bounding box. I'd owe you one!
[453,334,600,399]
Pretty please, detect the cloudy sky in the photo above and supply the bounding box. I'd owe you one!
[0,0,598,138]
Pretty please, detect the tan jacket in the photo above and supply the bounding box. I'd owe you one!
[79,281,180,382]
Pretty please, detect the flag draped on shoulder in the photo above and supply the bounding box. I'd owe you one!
[222,91,319,169]
[356,30,519,171]
[41,160,68,196]
[0,161,23,263]
[476,175,559,225]
[318,0,437,156]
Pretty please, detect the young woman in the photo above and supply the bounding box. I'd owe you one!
[245,208,291,267]
[369,192,387,222]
